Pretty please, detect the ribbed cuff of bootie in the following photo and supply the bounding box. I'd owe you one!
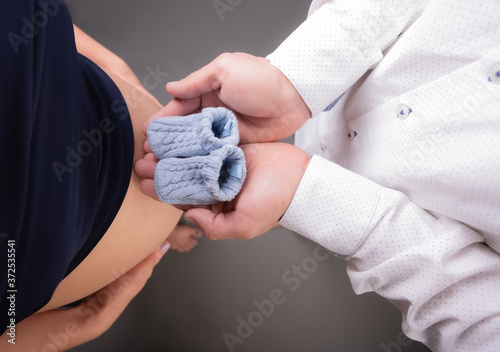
[147,107,240,159]
[154,144,246,204]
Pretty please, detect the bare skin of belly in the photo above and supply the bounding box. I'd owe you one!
[39,70,181,313]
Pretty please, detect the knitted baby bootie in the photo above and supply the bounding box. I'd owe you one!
[147,107,240,159]
[154,144,246,204]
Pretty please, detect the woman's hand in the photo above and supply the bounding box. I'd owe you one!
[136,142,310,240]
[143,53,311,144]
[0,242,170,351]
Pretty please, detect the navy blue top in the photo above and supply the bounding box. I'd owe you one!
[0,0,134,334]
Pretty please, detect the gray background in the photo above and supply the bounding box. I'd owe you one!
[68,1,430,351]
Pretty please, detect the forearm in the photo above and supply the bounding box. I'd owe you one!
[266,0,428,116]
[280,155,500,351]
[0,307,98,351]
[347,190,500,351]
[0,244,169,351]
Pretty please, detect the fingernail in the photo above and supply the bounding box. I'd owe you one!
[160,242,170,254]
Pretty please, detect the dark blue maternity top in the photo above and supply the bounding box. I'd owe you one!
[0,0,134,334]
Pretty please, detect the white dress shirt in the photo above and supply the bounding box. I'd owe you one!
[267,0,500,351]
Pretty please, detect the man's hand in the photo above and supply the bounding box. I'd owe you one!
[135,142,310,240]
[143,53,311,143]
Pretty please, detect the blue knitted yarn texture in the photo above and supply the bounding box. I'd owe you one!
[148,107,240,158]
[147,107,246,204]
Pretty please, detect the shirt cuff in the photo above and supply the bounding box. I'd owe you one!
[279,155,382,257]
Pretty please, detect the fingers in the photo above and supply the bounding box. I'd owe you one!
[142,97,202,135]
[191,229,203,239]
[135,157,161,201]
[114,243,168,294]
[166,57,223,99]
[135,158,156,179]
[82,242,169,335]
[166,225,202,253]
[161,97,203,117]
[139,179,159,201]
[109,242,169,302]
[184,207,256,241]
[171,238,198,253]
[144,140,152,154]
[186,237,199,250]
[126,242,170,278]
[142,55,227,136]
[143,151,158,162]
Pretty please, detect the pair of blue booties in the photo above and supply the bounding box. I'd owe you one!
[147,107,247,204]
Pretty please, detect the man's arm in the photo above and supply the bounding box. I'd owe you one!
[267,0,428,117]
[280,155,500,351]
[156,0,428,144]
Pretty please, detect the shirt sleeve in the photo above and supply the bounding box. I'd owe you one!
[266,0,427,117]
[280,155,500,351]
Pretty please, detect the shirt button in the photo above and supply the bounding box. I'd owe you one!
[397,104,412,120]
[488,63,500,85]
[320,143,327,152]
[347,130,357,141]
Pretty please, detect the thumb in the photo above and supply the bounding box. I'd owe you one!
[166,56,225,98]
[142,97,202,136]
[126,241,170,280]
[185,207,251,241]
